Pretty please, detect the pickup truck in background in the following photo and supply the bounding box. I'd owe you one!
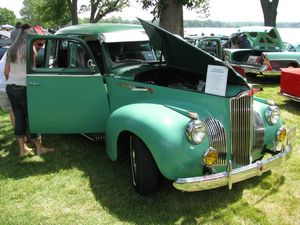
[222,26,300,77]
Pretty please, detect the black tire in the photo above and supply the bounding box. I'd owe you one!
[130,135,159,194]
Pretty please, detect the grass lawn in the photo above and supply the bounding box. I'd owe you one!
[0,76,299,225]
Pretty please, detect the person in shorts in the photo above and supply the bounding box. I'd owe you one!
[5,24,54,156]
[0,52,15,127]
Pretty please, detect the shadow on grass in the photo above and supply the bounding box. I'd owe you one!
[246,74,281,86]
[248,75,300,117]
[0,128,286,224]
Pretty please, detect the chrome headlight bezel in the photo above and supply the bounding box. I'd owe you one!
[265,105,280,125]
[185,119,206,145]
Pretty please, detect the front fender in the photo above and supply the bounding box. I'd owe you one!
[105,103,209,180]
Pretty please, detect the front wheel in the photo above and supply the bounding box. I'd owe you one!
[130,135,159,194]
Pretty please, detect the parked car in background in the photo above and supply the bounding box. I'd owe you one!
[25,20,295,194]
[187,35,246,77]
[294,43,300,52]
[0,30,12,47]
[0,46,9,59]
[280,68,300,102]
[223,26,300,76]
[284,42,300,52]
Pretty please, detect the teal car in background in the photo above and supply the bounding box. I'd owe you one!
[223,26,300,76]
[25,20,295,194]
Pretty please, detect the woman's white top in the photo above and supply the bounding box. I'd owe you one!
[0,53,7,92]
[6,59,27,86]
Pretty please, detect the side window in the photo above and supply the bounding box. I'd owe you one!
[86,40,105,74]
[107,41,156,62]
[30,37,98,75]
[197,40,218,57]
[51,40,89,68]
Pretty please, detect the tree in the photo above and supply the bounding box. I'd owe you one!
[138,0,210,36]
[20,0,44,25]
[66,0,79,25]
[69,0,130,25]
[20,0,71,28]
[260,0,279,27]
[0,7,17,25]
[39,0,71,29]
[89,0,129,23]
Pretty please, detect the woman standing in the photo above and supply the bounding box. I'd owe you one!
[4,24,53,156]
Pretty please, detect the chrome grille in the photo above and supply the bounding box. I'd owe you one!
[230,95,253,165]
[253,111,265,153]
[204,117,226,165]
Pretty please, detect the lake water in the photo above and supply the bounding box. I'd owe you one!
[184,27,300,44]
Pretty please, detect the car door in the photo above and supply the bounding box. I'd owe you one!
[26,35,110,134]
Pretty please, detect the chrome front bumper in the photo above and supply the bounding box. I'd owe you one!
[173,144,293,192]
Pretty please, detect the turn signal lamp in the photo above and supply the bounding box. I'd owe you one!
[203,148,218,166]
[276,127,287,142]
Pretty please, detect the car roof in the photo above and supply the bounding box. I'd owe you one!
[55,23,143,37]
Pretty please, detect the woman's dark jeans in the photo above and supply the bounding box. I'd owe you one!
[6,84,40,139]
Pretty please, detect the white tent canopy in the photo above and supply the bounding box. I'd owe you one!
[1,24,14,29]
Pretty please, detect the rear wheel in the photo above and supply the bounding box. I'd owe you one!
[130,135,159,194]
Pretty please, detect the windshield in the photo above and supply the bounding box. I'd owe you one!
[107,41,157,63]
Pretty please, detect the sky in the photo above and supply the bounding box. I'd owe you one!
[0,0,299,23]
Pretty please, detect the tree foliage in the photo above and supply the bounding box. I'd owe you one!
[20,0,70,28]
[78,0,129,24]
[39,0,71,29]
[260,0,279,27]
[0,7,17,25]
[20,0,44,25]
[139,0,209,21]
[138,0,209,36]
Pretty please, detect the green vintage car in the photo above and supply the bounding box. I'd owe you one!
[25,20,295,194]
[223,26,300,76]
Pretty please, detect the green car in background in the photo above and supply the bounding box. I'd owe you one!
[223,26,300,76]
[25,20,295,194]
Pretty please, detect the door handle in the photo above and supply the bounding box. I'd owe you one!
[28,81,40,86]
[131,86,153,93]
[131,86,148,92]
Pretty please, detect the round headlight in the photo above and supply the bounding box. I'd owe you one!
[265,105,280,125]
[276,127,286,142]
[203,148,218,166]
[185,119,206,144]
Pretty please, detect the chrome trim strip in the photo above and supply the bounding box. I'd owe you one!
[253,111,265,153]
[261,71,281,76]
[173,144,292,192]
[280,92,300,102]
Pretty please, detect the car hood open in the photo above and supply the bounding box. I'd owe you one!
[138,19,248,86]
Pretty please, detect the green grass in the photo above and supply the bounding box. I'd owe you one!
[0,76,299,225]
